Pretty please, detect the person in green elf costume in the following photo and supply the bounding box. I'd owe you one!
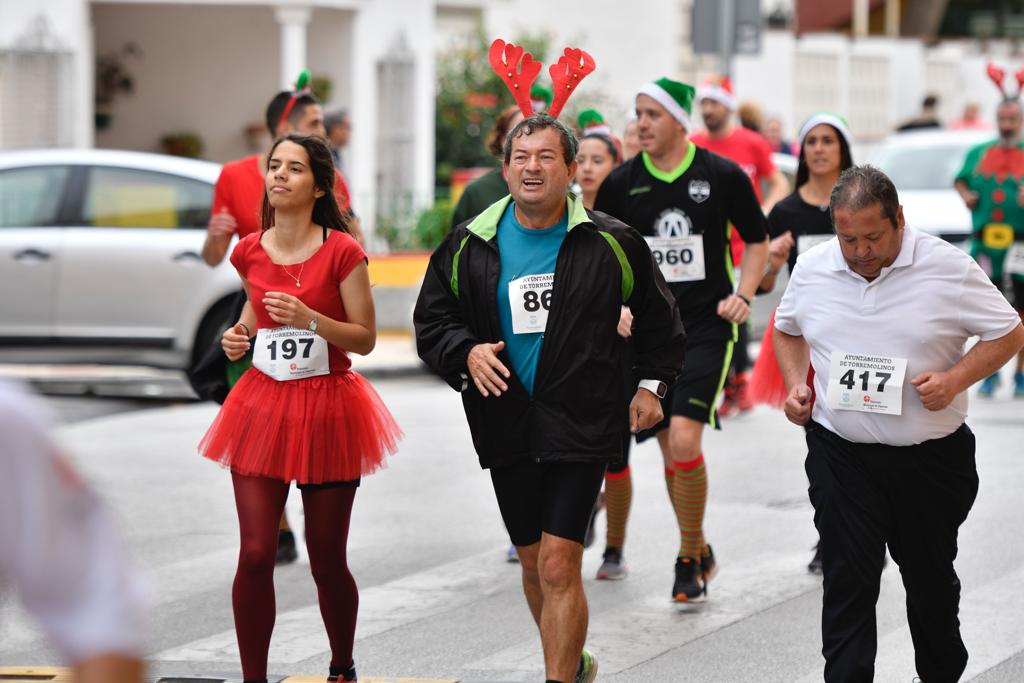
[954,63,1024,397]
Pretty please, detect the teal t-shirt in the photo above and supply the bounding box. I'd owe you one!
[496,201,568,395]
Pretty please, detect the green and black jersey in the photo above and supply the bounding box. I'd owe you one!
[595,143,767,341]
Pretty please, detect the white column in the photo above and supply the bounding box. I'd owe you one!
[853,0,869,38]
[885,0,901,37]
[274,6,311,90]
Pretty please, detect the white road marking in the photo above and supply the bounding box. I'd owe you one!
[153,545,519,664]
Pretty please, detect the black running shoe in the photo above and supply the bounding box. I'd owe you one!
[672,557,706,602]
[276,529,298,565]
[700,544,718,583]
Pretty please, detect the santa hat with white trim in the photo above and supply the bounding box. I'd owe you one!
[798,112,853,147]
[637,77,696,131]
[577,108,612,136]
[697,75,735,111]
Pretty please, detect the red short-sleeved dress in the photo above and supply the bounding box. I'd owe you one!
[198,228,401,484]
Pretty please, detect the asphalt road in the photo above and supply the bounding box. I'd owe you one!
[4,370,1024,682]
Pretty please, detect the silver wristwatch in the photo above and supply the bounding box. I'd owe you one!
[638,378,668,398]
[307,313,318,333]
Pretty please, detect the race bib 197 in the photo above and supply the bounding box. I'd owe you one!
[645,236,705,282]
[797,234,833,255]
[252,327,330,381]
[826,351,908,416]
[508,273,554,334]
[1006,242,1024,276]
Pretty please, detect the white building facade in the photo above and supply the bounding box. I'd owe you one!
[3,0,1016,238]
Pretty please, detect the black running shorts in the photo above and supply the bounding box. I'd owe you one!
[490,460,607,547]
[636,336,734,441]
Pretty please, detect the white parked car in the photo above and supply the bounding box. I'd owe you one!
[870,129,994,243]
[0,149,241,368]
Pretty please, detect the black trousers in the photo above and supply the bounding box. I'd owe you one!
[805,421,979,683]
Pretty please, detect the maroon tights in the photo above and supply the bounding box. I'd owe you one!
[231,472,358,681]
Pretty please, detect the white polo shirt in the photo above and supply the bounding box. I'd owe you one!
[775,227,1021,446]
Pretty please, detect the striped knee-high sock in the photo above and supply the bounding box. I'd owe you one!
[672,455,708,560]
[604,467,633,550]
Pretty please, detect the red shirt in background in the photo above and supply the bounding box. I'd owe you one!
[211,154,353,238]
[691,127,775,264]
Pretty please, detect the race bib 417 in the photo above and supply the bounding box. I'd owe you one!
[826,351,908,416]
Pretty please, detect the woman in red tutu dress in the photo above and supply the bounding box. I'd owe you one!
[749,113,852,573]
[199,133,401,683]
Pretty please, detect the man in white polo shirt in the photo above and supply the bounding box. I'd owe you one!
[774,165,1024,683]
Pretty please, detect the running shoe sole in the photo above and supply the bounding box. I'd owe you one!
[596,564,628,580]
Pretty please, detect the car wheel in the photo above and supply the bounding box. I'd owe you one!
[190,295,241,369]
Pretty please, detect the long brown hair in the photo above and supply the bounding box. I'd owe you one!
[260,133,351,234]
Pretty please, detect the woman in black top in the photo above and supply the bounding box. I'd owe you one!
[761,114,854,291]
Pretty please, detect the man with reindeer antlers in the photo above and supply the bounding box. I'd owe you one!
[415,40,684,683]
[954,63,1024,398]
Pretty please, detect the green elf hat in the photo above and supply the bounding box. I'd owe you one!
[530,84,553,113]
[637,77,695,130]
[798,112,853,147]
[577,108,612,136]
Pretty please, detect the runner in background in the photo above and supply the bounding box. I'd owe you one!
[450,105,524,231]
[691,75,789,417]
[954,64,1024,397]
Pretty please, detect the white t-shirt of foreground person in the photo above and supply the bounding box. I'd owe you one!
[773,165,1024,683]
[0,381,147,683]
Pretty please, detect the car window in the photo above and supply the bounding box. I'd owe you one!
[0,165,70,228]
[82,166,212,229]
[873,142,978,191]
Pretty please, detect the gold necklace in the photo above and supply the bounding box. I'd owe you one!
[281,261,305,287]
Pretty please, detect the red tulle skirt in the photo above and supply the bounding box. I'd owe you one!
[199,369,401,484]
[748,308,789,408]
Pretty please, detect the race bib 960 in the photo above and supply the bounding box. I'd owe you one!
[645,236,705,282]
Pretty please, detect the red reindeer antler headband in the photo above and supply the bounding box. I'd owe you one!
[986,61,1024,99]
[489,39,595,118]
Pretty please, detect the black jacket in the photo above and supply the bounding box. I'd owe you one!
[414,194,685,469]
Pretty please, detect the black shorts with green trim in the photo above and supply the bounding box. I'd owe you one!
[636,336,734,442]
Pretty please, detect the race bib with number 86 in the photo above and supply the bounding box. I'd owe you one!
[508,273,554,334]
[253,327,330,381]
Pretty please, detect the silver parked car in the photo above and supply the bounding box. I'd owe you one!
[871,129,994,243]
[0,149,241,368]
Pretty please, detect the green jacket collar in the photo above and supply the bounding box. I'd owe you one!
[466,193,590,241]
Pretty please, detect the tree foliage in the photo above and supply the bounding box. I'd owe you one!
[435,29,550,188]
